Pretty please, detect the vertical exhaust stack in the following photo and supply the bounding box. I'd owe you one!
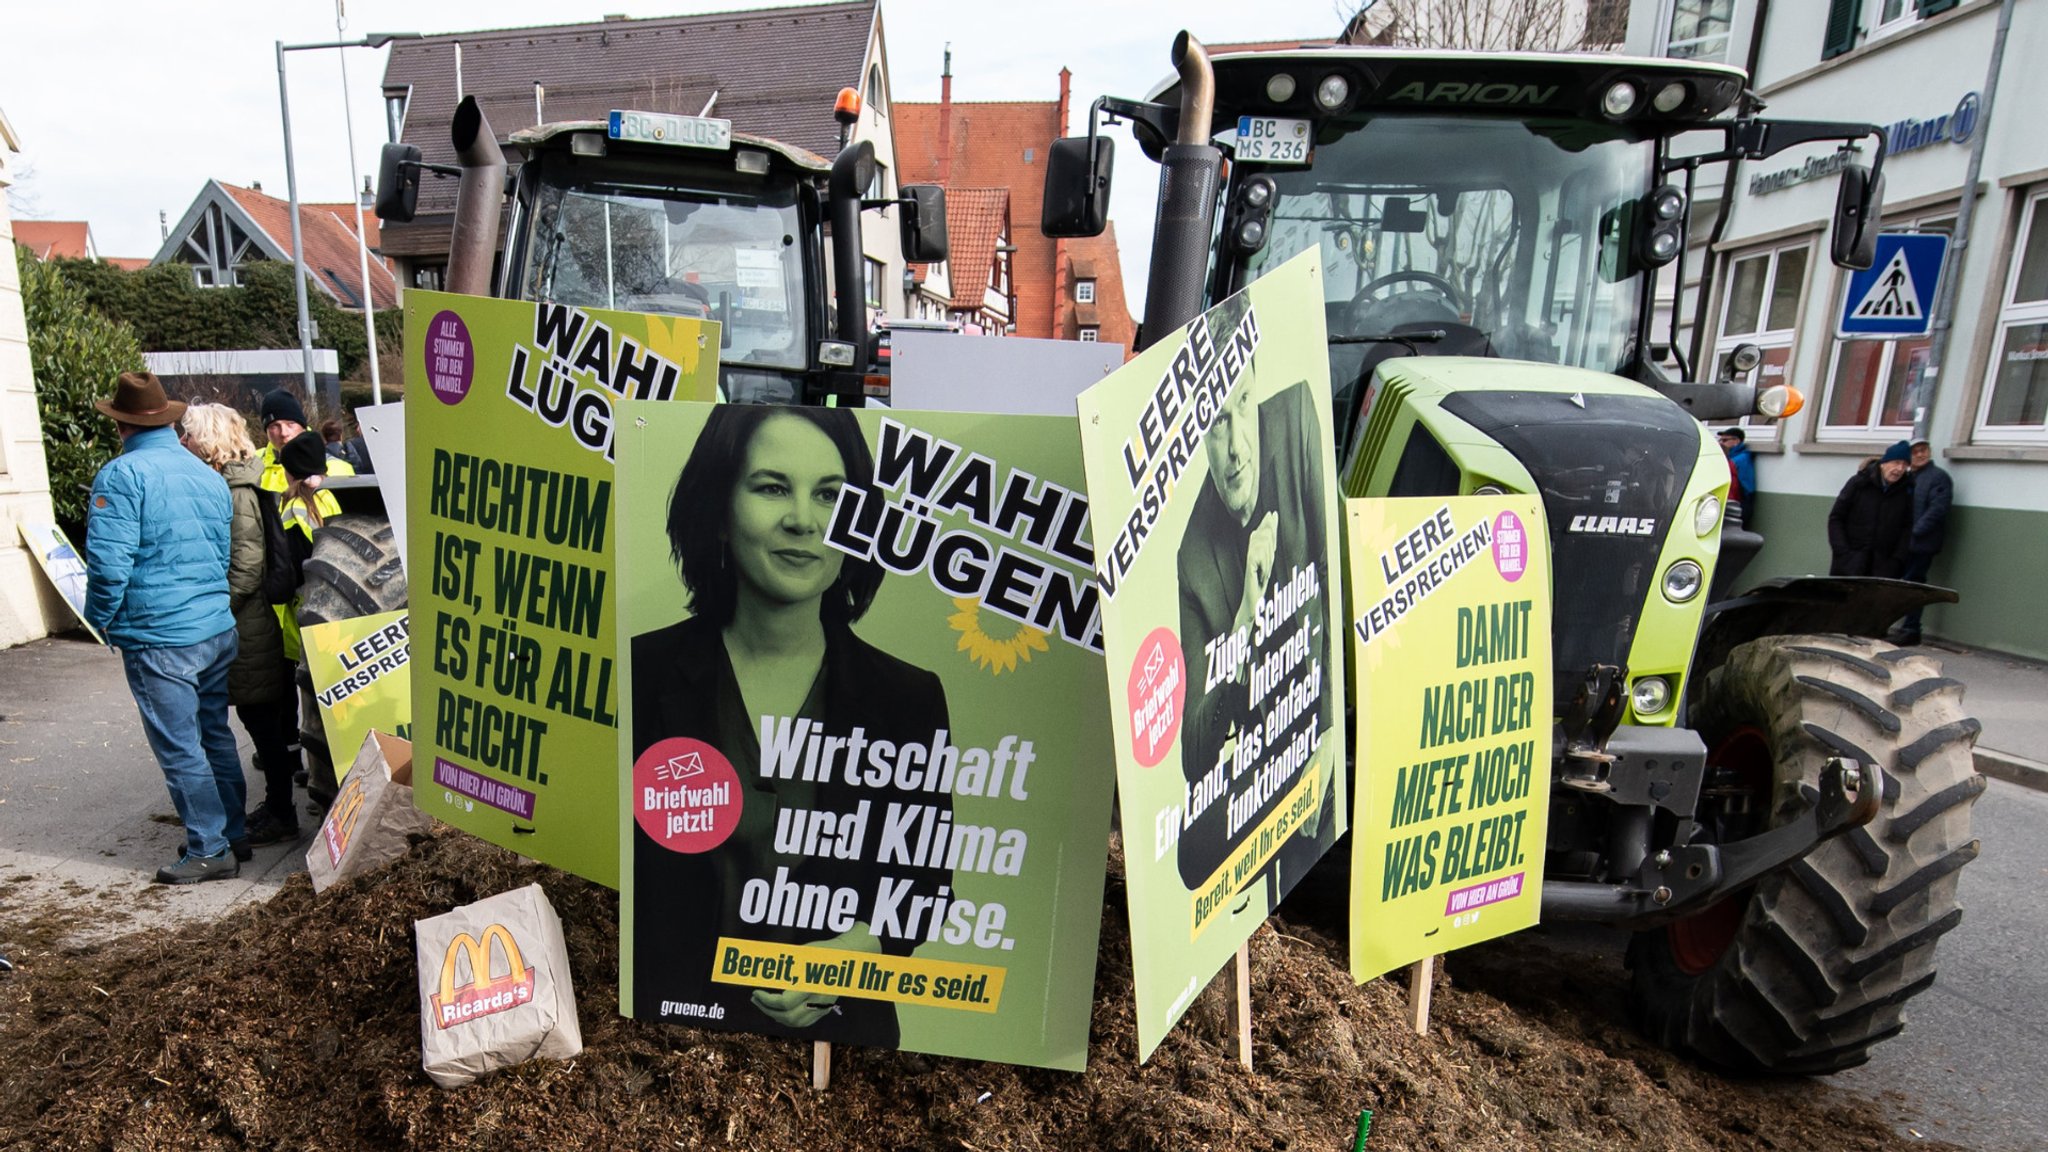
[447,96,507,297]
[1138,32,1222,351]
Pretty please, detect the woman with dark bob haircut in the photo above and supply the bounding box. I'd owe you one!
[631,405,950,1048]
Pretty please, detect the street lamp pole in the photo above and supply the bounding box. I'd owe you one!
[275,31,420,418]
[275,39,321,412]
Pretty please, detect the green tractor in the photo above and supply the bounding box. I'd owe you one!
[1047,38,1981,1073]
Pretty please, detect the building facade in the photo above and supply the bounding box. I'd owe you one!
[0,106,68,647]
[1633,0,2048,658]
[152,180,398,309]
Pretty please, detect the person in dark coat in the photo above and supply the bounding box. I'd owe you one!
[1827,440,1914,578]
[1892,438,1955,644]
[179,404,301,844]
[630,405,951,1048]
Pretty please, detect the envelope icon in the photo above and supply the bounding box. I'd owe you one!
[660,751,706,781]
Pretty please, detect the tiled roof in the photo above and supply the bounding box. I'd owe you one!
[13,220,92,260]
[217,183,399,310]
[305,202,382,252]
[1063,223,1136,356]
[381,3,875,221]
[1206,38,1338,53]
[895,97,1062,337]
[941,188,1008,312]
[105,256,150,271]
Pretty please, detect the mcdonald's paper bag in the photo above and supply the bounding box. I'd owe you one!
[415,883,583,1088]
[306,731,436,894]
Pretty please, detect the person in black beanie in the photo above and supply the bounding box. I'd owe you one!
[1827,440,1914,578]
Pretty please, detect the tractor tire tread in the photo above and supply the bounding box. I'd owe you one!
[1628,633,1981,1074]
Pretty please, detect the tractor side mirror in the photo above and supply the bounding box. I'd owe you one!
[1832,163,1883,269]
[899,184,949,263]
[376,143,422,224]
[1043,136,1113,238]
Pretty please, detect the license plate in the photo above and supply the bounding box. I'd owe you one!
[1235,116,1311,164]
[608,110,733,151]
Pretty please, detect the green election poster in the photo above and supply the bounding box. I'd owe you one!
[1346,497,1552,981]
[615,401,1115,1071]
[405,290,718,886]
[303,610,413,780]
[1075,251,1347,1061]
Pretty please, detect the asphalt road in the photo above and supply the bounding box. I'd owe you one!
[1828,777,2048,1152]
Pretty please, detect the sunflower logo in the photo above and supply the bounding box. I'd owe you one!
[947,597,1051,674]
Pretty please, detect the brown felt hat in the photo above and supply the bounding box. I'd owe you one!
[95,371,186,427]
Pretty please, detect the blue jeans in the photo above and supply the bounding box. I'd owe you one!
[121,628,246,859]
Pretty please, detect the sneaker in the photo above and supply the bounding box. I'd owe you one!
[245,809,301,846]
[155,852,240,885]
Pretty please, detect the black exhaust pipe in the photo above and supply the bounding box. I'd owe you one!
[447,96,507,297]
[1137,32,1222,352]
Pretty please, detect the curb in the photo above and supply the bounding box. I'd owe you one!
[1976,749,2048,794]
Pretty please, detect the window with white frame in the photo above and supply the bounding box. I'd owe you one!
[864,257,884,310]
[1075,278,1096,304]
[1819,214,1953,438]
[1714,241,1812,436]
[1664,0,1734,62]
[1977,189,2048,440]
[1078,327,1099,342]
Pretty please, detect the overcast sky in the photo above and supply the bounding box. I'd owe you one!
[3,0,1357,314]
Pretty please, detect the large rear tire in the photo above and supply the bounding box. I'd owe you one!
[295,513,408,804]
[1627,634,1984,1073]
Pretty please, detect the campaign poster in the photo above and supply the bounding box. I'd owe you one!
[18,523,103,644]
[302,610,413,783]
[1075,251,1347,1062]
[1346,497,1552,982]
[405,290,719,887]
[615,401,1115,1071]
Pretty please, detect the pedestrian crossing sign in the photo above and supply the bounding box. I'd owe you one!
[1838,232,1947,339]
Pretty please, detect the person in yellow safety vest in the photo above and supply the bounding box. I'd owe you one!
[256,392,349,661]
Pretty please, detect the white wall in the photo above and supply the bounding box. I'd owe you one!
[0,116,68,647]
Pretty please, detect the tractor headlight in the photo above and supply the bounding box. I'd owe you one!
[1695,494,1721,536]
[1316,73,1351,110]
[1663,559,1704,602]
[1631,676,1672,716]
[1647,229,1681,262]
[1266,73,1298,103]
[1602,81,1640,118]
[1652,81,1690,114]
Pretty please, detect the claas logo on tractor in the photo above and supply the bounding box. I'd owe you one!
[432,924,536,1029]
[321,773,369,867]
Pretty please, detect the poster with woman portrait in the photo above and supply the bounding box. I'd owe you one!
[614,401,1115,1070]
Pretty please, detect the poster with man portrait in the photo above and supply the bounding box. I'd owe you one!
[614,401,1116,1071]
[1075,251,1346,1061]
[405,290,720,887]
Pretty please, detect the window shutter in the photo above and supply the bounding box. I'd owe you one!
[1918,0,1961,16]
[1823,0,1861,60]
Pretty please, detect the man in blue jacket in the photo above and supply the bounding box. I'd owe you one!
[85,372,246,884]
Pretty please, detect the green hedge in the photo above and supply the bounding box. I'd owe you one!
[50,257,393,382]
[17,245,146,527]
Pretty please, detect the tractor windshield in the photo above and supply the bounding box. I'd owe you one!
[524,167,809,372]
[1238,115,1654,405]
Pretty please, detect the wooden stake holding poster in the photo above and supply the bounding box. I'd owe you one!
[812,1041,830,1091]
[1232,943,1253,1070]
[1407,956,1434,1035]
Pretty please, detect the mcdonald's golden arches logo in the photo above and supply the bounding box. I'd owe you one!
[322,773,369,866]
[431,923,536,1029]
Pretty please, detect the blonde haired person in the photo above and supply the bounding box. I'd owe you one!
[181,404,303,845]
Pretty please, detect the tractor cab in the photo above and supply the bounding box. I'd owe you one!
[502,122,832,405]
[1047,48,1885,456]
[379,99,949,406]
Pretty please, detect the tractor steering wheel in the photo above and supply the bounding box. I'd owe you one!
[1347,270,1466,333]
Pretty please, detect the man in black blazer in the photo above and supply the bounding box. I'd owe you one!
[1893,438,1954,645]
[1173,372,1337,907]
